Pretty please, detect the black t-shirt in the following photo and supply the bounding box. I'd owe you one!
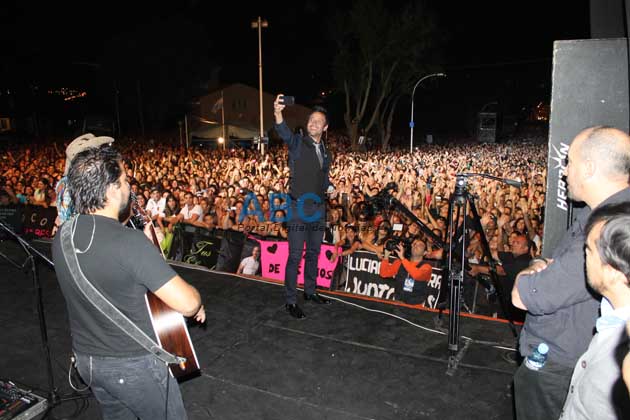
[498,251,531,322]
[52,215,177,357]
[394,261,433,305]
[498,251,532,289]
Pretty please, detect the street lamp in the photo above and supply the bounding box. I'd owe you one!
[409,72,446,153]
[251,16,269,155]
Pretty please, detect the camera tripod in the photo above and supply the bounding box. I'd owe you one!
[444,174,520,374]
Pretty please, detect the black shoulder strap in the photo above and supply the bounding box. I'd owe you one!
[59,218,184,366]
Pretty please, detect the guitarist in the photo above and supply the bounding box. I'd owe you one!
[52,146,205,420]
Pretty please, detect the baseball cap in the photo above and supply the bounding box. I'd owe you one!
[64,133,114,175]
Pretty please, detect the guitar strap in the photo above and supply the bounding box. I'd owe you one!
[59,217,185,366]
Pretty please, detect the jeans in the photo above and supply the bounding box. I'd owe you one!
[285,201,325,304]
[513,359,573,420]
[74,352,188,420]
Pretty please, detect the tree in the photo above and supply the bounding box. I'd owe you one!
[330,0,441,151]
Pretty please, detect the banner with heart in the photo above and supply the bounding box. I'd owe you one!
[257,239,338,289]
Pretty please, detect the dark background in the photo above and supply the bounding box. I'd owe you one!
[0,0,591,140]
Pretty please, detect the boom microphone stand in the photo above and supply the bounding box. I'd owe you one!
[364,182,446,249]
[445,173,520,374]
[0,220,89,417]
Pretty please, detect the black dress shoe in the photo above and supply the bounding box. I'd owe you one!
[285,303,306,319]
[304,293,332,305]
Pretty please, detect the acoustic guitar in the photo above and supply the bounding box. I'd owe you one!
[131,196,201,381]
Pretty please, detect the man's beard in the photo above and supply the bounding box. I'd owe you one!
[118,192,133,223]
[586,277,603,295]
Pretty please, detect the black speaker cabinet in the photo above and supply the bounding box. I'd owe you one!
[543,38,629,257]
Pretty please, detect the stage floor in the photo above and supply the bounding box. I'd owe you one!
[0,240,519,419]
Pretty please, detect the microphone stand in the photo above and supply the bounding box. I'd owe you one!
[0,240,25,269]
[0,220,89,417]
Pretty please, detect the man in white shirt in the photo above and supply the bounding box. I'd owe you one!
[179,192,203,225]
[146,187,165,221]
[237,246,260,275]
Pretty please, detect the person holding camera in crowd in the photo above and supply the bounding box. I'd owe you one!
[274,93,333,319]
[511,126,630,420]
[379,238,433,305]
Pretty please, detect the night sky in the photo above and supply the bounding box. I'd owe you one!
[0,0,591,138]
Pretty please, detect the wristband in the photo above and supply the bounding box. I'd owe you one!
[531,257,549,265]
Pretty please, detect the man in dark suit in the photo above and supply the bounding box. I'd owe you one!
[273,94,333,319]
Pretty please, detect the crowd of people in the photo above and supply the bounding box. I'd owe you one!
[0,128,549,321]
[0,131,548,261]
[0,128,549,319]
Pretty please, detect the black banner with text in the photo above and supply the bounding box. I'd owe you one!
[183,231,222,269]
[341,250,444,308]
[22,206,56,238]
[0,205,22,238]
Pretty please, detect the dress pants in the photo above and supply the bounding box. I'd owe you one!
[285,201,325,304]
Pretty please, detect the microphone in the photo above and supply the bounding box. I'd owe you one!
[505,179,522,188]
[458,173,521,188]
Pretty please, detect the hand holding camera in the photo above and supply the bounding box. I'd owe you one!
[274,94,294,116]
[280,95,295,105]
[394,243,406,260]
[273,94,285,115]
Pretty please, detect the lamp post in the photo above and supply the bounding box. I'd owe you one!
[409,72,446,153]
[251,16,268,155]
[178,120,183,147]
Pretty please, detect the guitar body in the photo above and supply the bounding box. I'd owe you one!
[145,291,200,381]
[132,195,201,381]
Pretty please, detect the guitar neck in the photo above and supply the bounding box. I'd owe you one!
[133,197,198,381]
[146,221,165,258]
[132,202,165,257]
[147,224,161,248]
